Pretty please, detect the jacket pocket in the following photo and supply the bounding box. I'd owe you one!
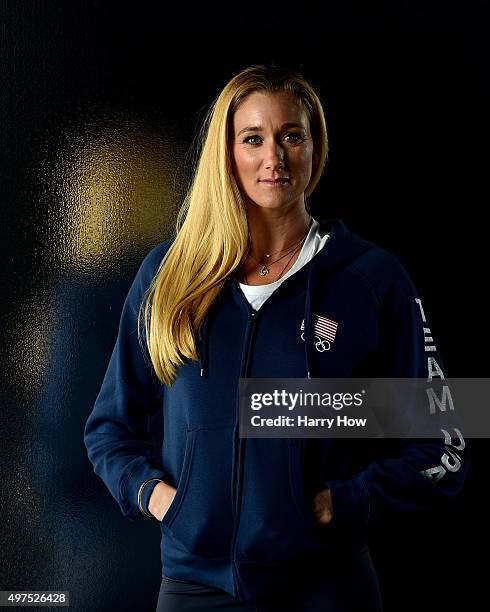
[160,429,195,528]
[161,426,234,560]
[288,438,326,534]
[236,438,323,565]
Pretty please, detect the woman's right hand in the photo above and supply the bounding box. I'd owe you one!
[148,481,177,522]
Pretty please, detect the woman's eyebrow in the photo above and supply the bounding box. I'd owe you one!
[237,122,306,136]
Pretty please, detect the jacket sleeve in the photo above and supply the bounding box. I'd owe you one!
[325,268,470,532]
[84,240,171,521]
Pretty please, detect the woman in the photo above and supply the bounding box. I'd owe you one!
[84,64,469,611]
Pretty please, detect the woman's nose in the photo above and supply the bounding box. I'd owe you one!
[264,141,285,169]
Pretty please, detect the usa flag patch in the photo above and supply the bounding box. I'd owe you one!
[300,315,338,343]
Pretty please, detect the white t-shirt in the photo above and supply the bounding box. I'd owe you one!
[238,218,330,310]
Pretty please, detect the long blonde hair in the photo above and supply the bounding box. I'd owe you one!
[139,64,329,386]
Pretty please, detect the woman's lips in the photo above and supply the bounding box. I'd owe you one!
[259,179,290,187]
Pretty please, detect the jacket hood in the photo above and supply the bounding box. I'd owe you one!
[198,217,377,379]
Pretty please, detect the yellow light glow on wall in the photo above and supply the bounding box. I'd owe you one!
[51,118,188,271]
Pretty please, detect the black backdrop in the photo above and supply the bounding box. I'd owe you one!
[1,2,487,611]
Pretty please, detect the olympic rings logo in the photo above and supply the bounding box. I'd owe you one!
[300,332,331,352]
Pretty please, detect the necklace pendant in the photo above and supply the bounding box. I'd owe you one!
[259,266,270,276]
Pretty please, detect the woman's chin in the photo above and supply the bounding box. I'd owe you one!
[245,194,299,211]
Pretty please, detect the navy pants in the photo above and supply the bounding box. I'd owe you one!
[156,548,383,611]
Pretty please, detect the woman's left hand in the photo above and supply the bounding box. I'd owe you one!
[312,488,333,526]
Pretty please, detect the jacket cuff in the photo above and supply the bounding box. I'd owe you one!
[121,457,167,520]
[324,474,371,531]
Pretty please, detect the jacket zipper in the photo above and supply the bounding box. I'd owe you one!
[230,299,257,600]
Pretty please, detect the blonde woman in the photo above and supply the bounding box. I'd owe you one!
[84,64,468,611]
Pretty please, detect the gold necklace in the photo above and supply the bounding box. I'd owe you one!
[243,241,302,285]
[247,225,310,277]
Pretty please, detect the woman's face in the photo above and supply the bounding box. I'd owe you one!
[231,91,316,213]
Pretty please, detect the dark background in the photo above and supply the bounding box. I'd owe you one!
[1,1,487,610]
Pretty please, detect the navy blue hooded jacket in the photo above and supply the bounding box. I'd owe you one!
[84,218,469,602]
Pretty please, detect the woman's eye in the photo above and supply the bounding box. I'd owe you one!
[242,133,304,145]
[284,133,304,143]
[243,135,262,145]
